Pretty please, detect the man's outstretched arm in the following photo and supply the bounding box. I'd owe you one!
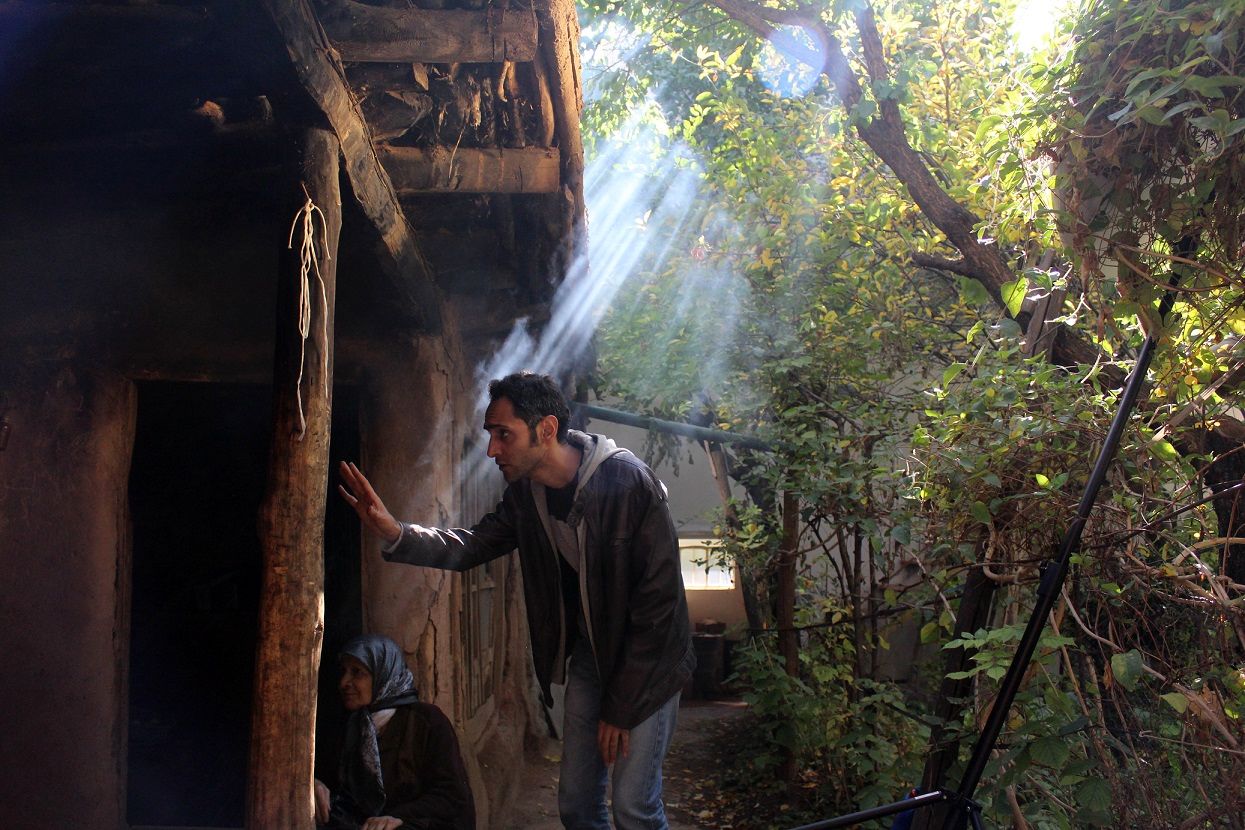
[339,459,518,572]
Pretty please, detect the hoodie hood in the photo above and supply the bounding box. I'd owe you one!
[530,430,632,678]
[529,430,629,539]
[565,430,627,496]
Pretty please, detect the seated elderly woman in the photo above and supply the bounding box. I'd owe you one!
[315,634,475,830]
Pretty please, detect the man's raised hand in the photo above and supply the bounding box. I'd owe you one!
[337,461,403,546]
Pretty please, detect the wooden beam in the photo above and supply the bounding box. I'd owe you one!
[318,0,538,63]
[534,0,586,263]
[258,0,441,331]
[249,127,339,830]
[1022,287,1067,360]
[380,145,559,194]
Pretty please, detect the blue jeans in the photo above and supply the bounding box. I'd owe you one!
[557,641,680,829]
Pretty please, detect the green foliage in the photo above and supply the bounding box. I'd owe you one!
[730,612,928,821]
[582,0,1245,824]
[943,626,1076,683]
[907,331,1244,825]
[1030,0,1245,407]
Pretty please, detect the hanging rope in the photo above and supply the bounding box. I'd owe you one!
[286,183,331,440]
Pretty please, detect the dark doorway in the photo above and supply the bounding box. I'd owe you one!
[315,388,363,788]
[127,382,360,828]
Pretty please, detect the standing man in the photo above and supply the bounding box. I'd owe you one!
[338,371,694,830]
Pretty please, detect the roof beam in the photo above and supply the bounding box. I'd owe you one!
[380,146,560,195]
[318,0,538,63]
[258,0,441,331]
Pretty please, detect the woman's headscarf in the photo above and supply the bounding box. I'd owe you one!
[337,634,420,816]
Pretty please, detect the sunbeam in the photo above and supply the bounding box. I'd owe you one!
[461,94,745,485]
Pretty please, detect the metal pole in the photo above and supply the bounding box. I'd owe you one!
[941,291,1177,829]
[789,790,955,830]
[795,286,1180,830]
[573,402,771,450]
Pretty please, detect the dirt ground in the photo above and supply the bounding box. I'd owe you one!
[506,699,750,829]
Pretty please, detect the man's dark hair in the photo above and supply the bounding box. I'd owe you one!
[488,371,571,443]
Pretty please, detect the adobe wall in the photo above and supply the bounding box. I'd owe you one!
[356,333,534,830]
[0,339,536,830]
[0,173,537,830]
[0,361,135,829]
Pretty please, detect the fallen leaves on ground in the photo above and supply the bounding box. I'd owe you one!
[663,704,831,830]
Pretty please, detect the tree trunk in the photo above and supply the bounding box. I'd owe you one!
[778,490,800,783]
[911,562,998,830]
[248,127,341,830]
[850,527,868,679]
[1204,430,1245,591]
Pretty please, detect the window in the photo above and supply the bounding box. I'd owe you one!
[459,442,505,717]
[462,562,500,714]
[679,537,735,590]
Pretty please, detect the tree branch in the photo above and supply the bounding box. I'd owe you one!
[853,6,902,129]
[705,0,1110,374]
[1155,354,1245,444]
[911,252,989,282]
[708,0,861,101]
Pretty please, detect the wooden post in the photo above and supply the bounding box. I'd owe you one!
[535,0,586,242]
[248,127,341,830]
[704,441,765,633]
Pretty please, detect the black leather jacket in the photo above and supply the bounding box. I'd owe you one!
[384,435,694,729]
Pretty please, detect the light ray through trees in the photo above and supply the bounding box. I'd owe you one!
[460,101,742,488]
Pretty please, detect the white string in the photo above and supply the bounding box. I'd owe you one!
[286,184,331,440]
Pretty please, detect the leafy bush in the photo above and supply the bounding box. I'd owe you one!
[729,605,928,822]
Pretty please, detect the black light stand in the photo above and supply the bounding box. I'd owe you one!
[792,289,1178,830]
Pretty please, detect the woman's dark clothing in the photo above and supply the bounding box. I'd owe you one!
[327,703,475,830]
[326,634,475,830]
[337,635,422,817]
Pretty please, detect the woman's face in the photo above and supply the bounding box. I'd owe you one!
[339,655,373,711]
